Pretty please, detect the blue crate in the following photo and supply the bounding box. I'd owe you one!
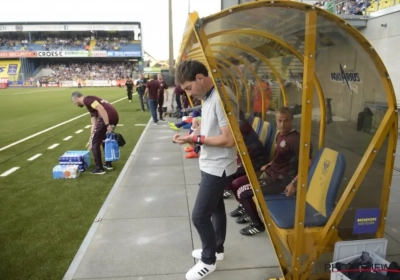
[59,151,91,171]
[53,165,81,179]
[65,150,91,167]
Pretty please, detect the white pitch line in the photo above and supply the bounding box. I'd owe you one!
[27,153,42,161]
[12,88,65,95]
[63,136,73,141]
[75,130,83,134]
[48,143,60,150]
[84,125,92,128]
[118,124,124,126]
[134,124,147,126]
[0,95,133,152]
[0,167,20,177]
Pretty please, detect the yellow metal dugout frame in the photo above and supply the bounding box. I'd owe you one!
[189,46,289,111]
[189,53,270,119]
[176,1,398,279]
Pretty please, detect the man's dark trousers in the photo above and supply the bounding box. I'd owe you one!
[191,171,232,265]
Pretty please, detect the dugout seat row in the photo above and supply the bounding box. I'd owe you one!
[249,116,278,161]
[246,113,347,253]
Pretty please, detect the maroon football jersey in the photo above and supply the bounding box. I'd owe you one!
[83,96,118,120]
[265,129,303,180]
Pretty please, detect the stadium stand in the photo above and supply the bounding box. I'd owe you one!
[38,61,140,82]
[310,0,399,14]
[0,34,141,52]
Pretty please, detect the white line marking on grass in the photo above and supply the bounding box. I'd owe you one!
[75,130,83,134]
[84,125,92,128]
[0,95,133,152]
[27,154,42,161]
[0,167,20,177]
[134,124,147,126]
[63,136,73,141]
[48,144,60,150]
[13,88,65,95]
[117,124,124,126]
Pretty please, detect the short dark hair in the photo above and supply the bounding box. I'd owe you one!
[276,106,293,119]
[151,74,157,80]
[71,91,83,100]
[175,60,209,84]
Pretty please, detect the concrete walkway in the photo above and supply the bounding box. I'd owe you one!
[63,96,400,280]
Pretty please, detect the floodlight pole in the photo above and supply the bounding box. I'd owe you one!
[168,0,175,75]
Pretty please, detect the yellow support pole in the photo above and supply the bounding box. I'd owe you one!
[216,48,288,106]
[291,10,317,279]
[188,29,326,148]
[188,54,250,108]
[186,91,194,108]
[189,47,289,109]
[187,11,292,280]
[300,109,394,280]
[189,53,267,120]
[376,114,397,237]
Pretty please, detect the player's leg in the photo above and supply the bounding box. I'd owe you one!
[158,99,164,121]
[90,122,107,174]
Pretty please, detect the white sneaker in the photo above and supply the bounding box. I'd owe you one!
[185,260,216,280]
[192,249,224,261]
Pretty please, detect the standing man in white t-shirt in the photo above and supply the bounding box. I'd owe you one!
[173,60,239,280]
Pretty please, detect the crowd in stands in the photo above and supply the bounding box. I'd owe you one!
[0,32,140,51]
[0,38,29,50]
[94,37,130,51]
[314,0,371,15]
[39,35,90,51]
[45,62,139,81]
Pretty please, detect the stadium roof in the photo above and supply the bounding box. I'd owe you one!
[0,21,141,25]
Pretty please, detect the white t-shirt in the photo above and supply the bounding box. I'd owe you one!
[199,86,239,177]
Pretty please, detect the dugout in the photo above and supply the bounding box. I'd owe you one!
[176,1,398,279]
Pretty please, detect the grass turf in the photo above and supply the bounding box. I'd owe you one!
[0,87,151,279]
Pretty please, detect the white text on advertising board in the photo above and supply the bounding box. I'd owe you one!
[89,51,108,57]
[62,51,88,57]
[38,51,63,57]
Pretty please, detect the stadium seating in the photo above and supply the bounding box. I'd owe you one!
[266,147,346,229]
[42,61,139,81]
[0,36,141,52]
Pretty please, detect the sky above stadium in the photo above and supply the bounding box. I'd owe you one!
[0,0,221,61]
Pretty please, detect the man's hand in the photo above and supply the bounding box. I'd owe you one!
[284,183,296,197]
[173,134,192,145]
[107,125,113,133]
[260,162,272,171]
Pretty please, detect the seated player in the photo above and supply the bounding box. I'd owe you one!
[223,111,268,199]
[230,107,312,236]
[168,110,201,131]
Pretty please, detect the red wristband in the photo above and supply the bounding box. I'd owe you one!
[191,135,205,145]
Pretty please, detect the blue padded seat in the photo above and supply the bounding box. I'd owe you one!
[258,122,273,155]
[265,194,295,201]
[248,114,254,125]
[251,117,262,135]
[266,147,346,229]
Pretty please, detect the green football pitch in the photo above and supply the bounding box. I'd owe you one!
[0,87,150,279]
